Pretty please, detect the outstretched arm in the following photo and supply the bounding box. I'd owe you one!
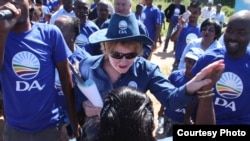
[185,59,224,95]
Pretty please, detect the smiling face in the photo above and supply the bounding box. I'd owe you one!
[224,10,250,58]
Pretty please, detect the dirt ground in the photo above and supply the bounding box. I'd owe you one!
[0,39,175,140]
[148,39,175,114]
[147,40,175,136]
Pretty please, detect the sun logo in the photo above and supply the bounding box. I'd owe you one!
[118,20,128,34]
[216,72,243,99]
[12,51,40,80]
[128,81,138,89]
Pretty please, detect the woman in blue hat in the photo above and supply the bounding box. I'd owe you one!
[74,13,224,139]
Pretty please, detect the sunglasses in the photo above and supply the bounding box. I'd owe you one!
[110,52,138,59]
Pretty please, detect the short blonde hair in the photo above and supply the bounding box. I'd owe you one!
[101,41,143,58]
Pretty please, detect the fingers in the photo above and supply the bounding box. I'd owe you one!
[201,61,224,90]
[0,3,21,32]
[210,66,224,81]
[186,59,225,94]
[186,78,212,94]
[200,60,224,89]
[195,59,224,81]
[2,2,21,16]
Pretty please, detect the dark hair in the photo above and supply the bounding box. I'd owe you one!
[35,0,44,5]
[188,0,201,11]
[136,3,144,9]
[29,6,43,21]
[99,86,155,141]
[200,18,222,40]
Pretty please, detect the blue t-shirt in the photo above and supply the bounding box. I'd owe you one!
[0,22,72,132]
[43,0,60,12]
[142,5,162,41]
[191,47,250,124]
[174,23,201,60]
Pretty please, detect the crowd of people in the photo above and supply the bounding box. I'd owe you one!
[0,0,249,141]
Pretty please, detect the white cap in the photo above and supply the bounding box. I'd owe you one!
[185,48,204,61]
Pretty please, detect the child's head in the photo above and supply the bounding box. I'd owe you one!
[185,47,204,76]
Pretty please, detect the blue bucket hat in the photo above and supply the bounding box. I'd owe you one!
[89,13,154,45]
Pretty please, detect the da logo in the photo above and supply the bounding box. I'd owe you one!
[118,20,128,34]
[216,72,243,99]
[128,81,138,89]
[12,51,40,80]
